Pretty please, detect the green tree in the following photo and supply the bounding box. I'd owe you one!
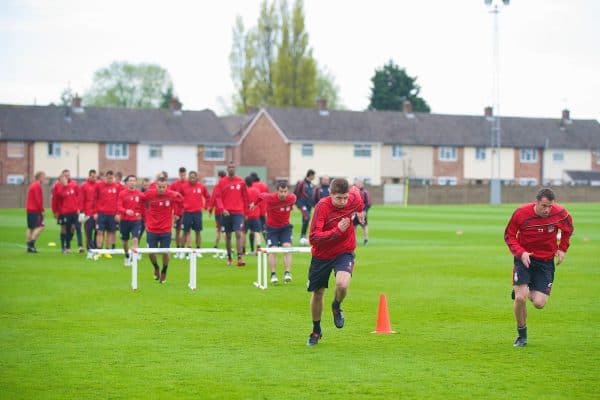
[252,0,279,106]
[59,87,75,106]
[368,60,430,112]
[230,16,258,114]
[316,65,343,110]
[84,61,174,108]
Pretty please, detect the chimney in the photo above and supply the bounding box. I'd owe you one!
[170,97,182,115]
[71,94,84,113]
[316,97,329,116]
[561,109,570,122]
[484,106,493,117]
[403,100,414,118]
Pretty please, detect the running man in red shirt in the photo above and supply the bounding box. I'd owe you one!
[250,172,269,238]
[504,188,574,347]
[79,169,98,257]
[208,170,227,248]
[212,162,249,266]
[25,171,46,253]
[51,169,80,254]
[244,176,263,255]
[253,180,296,284]
[179,170,210,251]
[94,170,122,256]
[352,179,372,245]
[170,167,187,259]
[117,175,143,266]
[140,177,183,283]
[306,178,365,346]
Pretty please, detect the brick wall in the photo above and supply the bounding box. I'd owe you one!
[240,114,289,185]
[98,143,137,176]
[513,149,541,182]
[432,147,465,184]
[196,146,237,180]
[0,141,34,184]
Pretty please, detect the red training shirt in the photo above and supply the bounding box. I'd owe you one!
[117,189,144,221]
[26,180,44,213]
[179,181,211,212]
[140,189,183,234]
[255,192,296,228]
[51,180,80,215]
[213,176,249,215]
[246,186,262,219]
[95,181,121,214]
[79,178,97,216]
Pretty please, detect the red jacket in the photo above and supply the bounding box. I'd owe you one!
[117,189,143,221]
[255,192,296,228]
[51,180,79,215]
[179,181,210,212]
[26,180,44,213]
[79,179,97,216]
[504,202,573,261]
[140,189,183,234]
[252,180,269,216]
[95,181,121,214]
[246,186,262,219]
[309,190,364,259]
[213,176,249,215]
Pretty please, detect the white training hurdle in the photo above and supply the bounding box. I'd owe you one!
[89,248,227,291]
[254,246,312,290]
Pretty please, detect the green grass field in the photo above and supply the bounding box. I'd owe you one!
[1,203,599,399]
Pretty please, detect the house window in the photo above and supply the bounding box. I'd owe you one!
[204,146,225,161]
[520,148,537,163]
[301,144,314,157]
[48,142,61,157]
[439,146,457,161]
[149,145,162,159]
[106,143,129,160]
[7,174,24,184]
[552,151,564,162]
[7,142,25,158]
[438,176,457,185]
[519,178,538,186]
[392,145,405,160]
[475,147,486,161]
[354,144,371,158]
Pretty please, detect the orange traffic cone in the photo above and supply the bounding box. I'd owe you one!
[371,293,396,334]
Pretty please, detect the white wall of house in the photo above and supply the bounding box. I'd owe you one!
[34,142,98,179]
[543,149,591,183]
[381,145,433,179]
[289,142,382,185]
[136,144,197,179]
[464,146,514,181]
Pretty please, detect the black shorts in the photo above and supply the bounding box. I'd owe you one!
[183,211,203,232]
[120,220,142,241]
[214,213,223,229]
[245,218,262,234]
[173,217,184,230]
[266,224,293,247]
[146,232,172,248]
[307,252,355,292]
[512,257,555,296]
[27,212,44,229]
[58,213,78,226]
[97,213,117,232]
[353,213,368,226]
[222,213,244,233]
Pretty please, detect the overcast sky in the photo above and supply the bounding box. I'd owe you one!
[1,0,598,121]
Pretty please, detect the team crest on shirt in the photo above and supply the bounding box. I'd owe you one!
[165,200,170,207]
[135,196,139,202]
[548,226,555,233]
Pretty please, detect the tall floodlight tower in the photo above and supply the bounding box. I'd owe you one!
[485,0,509,204]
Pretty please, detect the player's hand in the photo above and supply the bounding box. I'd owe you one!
[223,210,230,217]
[338,217,351,232]
[555,250,565,265]
[520,252,533,268]
[93,213,98,221]
[115,214,121,223]
[357,211,366,225]
[249,203,255,211]
[126,209,134,216]
[78,213,86,223]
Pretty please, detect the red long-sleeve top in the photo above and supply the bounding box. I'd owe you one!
[255,192,296,228]
[117,189,144,221]
[246,186,262,219]
[140,189,183,234]
[213,176,249,215]
[179,181,210,212]
[309,190,364,259]
[95,181,121,214]
[26,180,44,213]
[252,180,269,216]
[79,179,97,216]
[504,202,573,261]
[51,180,80,215]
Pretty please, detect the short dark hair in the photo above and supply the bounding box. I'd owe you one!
[536,188,555,201]
[276,180,288,190]
[125,175,136,182]
[105,170,114,176]
[306,169,315,178]
[218,170,226,178]
[188,170,197,177]
[34,171,45,180]
[88,169,96,176]
[157,176,167,183]
[330,178,349,194]
[245,176,254,187]
[179,167,187,173]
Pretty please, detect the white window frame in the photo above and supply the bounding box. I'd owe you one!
[437,176,457,185]
[106,143,129,160]
[475,147,486,161]
[519,178,538,186]
[354,144,372,158]
[149,145,162,159]
[392,145,405,160]
[7,174,24,184]
[7,142,25,158]
[552,151,564,162]
[301,144,314,157]
[204,145,225,161]
[520,148,537,163]
[48,142,61,158]
[439,146,457,161]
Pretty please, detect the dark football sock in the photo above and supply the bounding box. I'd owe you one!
[517,325,527,338]
[161,265,168,274]
[332,299,341,309]
[313,320,321,334]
